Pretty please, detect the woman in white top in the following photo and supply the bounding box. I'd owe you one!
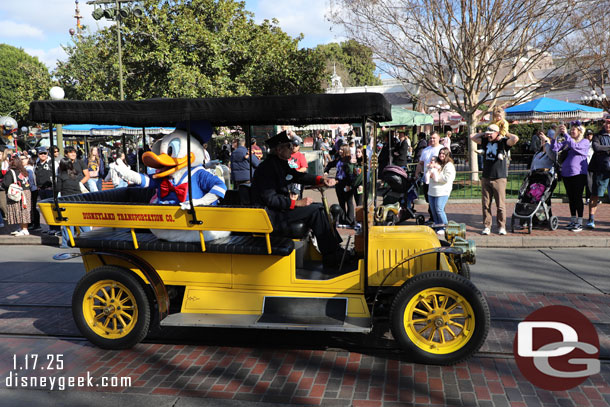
[426,147,456,234]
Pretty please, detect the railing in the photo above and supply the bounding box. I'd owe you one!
[450,170,566,200]
[451,153,535,172]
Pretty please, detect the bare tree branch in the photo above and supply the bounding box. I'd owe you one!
[329,0,603,178]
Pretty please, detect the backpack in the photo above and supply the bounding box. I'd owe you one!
[7,170,23,202]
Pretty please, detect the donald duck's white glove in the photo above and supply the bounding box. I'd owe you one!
[179,193,219,210]
[114,158,142,185]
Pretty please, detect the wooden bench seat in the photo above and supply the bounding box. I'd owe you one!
[75,228,294,256]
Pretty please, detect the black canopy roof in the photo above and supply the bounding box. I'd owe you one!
[29,93,391,126]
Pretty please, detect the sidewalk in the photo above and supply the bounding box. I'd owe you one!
[437,200,610,248]
[1,200,608,248]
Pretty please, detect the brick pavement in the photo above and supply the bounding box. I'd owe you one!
[440,201,610,237]
[0,288,608,406]
[0,332,608,407]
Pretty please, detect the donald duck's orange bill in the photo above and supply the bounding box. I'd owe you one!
[142,152,196,179]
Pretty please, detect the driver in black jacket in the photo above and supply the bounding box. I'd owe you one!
[251,131,345,268]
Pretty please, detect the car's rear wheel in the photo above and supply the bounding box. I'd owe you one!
[390,271,489,365]
[73,266,150,349]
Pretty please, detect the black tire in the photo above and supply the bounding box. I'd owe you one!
[510,218,514,233]
[549,216,559,231]
[72,266,151,349]
[416,215,426,225]
[390,271,490,365]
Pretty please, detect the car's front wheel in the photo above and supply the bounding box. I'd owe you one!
[390,271,489,365]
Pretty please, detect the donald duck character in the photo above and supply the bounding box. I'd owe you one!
[116,121,230,243]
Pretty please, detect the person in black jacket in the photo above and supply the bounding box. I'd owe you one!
[230,138,260,187]
[251,131,345,268]
[413,132,428,162]
[392,132,411,167]
[34,147,61,235]
[586,119,610,229]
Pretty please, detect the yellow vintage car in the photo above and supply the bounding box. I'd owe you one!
[30,93,487,365]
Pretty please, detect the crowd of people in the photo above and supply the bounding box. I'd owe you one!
[0,144,137,244]
[2,113,610,245]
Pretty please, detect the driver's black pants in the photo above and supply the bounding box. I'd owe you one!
[268,203,341,255]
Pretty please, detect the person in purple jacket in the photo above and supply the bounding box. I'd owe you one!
[552,123,590,232]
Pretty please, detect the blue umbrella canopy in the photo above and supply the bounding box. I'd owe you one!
[42,124,174,136]
[505,97,604,121]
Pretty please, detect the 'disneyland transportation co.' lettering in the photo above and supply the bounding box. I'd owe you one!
[116,213,165,222]
[81,212,165,222]
[82,212,116,221]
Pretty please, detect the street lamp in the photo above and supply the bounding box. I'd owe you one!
[49,86,65,156]
[582,89,608,109]
[87,0,143,100]
[429,101,450,133]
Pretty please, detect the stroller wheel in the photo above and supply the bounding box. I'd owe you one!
[415,215,426,225]
[385,212,398,226]
[549,216,559,231]
[528,220,532,234]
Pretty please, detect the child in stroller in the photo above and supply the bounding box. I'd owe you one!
[511,169,559,233]
[374,165,425,225]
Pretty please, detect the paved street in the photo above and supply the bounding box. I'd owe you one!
[0,245,607,406]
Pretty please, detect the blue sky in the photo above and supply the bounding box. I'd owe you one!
[0,0,342,71]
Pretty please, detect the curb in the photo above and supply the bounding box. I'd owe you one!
[468,235,610,248]
[0,234,60,246]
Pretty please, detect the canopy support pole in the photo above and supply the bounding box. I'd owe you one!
[49,124,66,222]
[186,121,202,226]
[362,115,371,288]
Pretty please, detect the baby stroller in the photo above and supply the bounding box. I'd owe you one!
[375,165,425,226]
[511,169,558,233]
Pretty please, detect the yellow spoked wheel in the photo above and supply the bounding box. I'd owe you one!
[73,266,150,350]
[82,280,138,339]
[390,271,489,365]
[402,287,475,355]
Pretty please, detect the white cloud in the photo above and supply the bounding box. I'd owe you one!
[0,1,110,41]
[254,0,344,47]
[0,21,44,39]
[1,1,90,35]
[24,46,67,71]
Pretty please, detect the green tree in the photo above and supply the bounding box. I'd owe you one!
[55,0,325,100]
[316,40,382,88]
[0,44,52,125]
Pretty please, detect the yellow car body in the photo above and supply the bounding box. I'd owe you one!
[39,198,468,325]
[32,92,487,364]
